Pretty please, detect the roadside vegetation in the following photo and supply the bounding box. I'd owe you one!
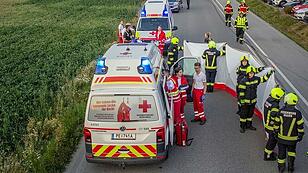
[246,0,308,50]
[0,0,142,172]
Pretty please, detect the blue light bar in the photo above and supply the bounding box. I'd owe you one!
[141,6,146,17]
[162,5,168,17]
[137,57,152,74]
[95,57,108,74]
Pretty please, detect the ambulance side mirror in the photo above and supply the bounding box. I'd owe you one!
[172,26,178,31]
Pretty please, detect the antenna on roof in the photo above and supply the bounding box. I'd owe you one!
[126,47,130,51]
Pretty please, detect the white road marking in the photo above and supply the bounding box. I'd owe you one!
[212,0,308,127]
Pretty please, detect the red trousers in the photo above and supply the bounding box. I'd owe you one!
[168,96,182,125]
[180,95,187,119]
[193,89,206,121]
[117,32,123,43]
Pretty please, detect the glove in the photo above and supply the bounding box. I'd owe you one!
[297,134,303,142]
[246,26,249,30]
[200,95,206,102]
[260,66,265,71]
[222,45,226,51]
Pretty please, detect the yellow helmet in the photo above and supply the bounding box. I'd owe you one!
[284,93,298,105]
[246,66,256,74]
[227,0,231,4]
[208,40,216,49]
[240,55,249,61]
[271,87,285,100]
[241,0,245,3]
[171,37,179,44]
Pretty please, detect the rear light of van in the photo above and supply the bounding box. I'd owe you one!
[156,127,165,143]
[83,128,91,143]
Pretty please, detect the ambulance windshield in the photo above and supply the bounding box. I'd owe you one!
[137,18,170,31]
[88,95,158,122]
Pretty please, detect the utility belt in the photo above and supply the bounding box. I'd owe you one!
[205,66,217,70]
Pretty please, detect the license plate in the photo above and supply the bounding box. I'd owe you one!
[112,133,136,140]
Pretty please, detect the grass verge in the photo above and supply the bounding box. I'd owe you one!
[245,0,308,50]
[0,0,142,172]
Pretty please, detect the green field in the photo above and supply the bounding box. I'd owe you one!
[0,0,142,172]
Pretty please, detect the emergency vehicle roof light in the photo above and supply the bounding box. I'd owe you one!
[137,57,152,74]
[141,6,146,17]
[95,57,108,74]
[162,5,168,17]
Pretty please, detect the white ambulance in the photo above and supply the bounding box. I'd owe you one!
[135,0,178,42]
[84,43,175,164]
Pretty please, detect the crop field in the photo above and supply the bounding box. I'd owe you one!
[0,0,142,172]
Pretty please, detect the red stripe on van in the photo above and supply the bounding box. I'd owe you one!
[85,127,136,131]
[145,145,156,154]
[100,146,115,157]
[104,76,142,82]
[92,144,102,153]
[132,146,149,157]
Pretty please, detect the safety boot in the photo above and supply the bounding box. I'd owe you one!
[264,151,277,161]
[225,22,228,26]
[240,40,244,44]
[288,157,295,173]
[278,163,286,173]
[228,22,231,27]
[240,128,245,133]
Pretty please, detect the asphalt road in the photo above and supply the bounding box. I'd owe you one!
[65,0,308,172]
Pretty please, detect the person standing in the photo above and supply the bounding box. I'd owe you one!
[275,93,304,173]
[236,56,264,114]
[186,0,190,9]
[174,67,189,120]
[238,66,274,133]
[122,23,132,43]
[167,37,183,69]
[204,32,212,43]
[202,41,226,92]
[263,87,285,161]
[155,26,166,55]
[224,0,233,27]
[165,69,182,125]
[235,11,248,44]
[191,62,207,125]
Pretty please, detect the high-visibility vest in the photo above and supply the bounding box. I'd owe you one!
[238,4,249,14]
[225,4,233,14]
[174,76,189,99]
[165,77,181,101]
[235,16,247,28]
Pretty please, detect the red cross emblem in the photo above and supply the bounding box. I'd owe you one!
[149,31,156,35]
[138,100,151,113]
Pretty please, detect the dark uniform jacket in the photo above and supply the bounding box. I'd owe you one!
[238,71,272,104]
[202,48,225,70]
[264,96,280,132]
[275,106,305,145]
[236,65,264,83]
[167,44,183,66]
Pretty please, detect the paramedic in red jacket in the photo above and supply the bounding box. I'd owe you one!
[173,67,189,120]
[191,62,207,125]
[155,26,166,55]
[164,69,182,125]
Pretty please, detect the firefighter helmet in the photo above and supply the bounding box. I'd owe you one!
[246,66,256,74]
[241,0,245,3]
[171,37,179,44]
[271,87,285,100]
[227,0,231,4]
[240,55,249,61]
[208,40,216,49]
[284,93,298,105]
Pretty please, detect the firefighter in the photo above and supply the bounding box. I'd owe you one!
[236,55,264,114]
[201,40,226,92]
[275,93,304,173]
[167,37,184,69]
[191,62,207,125]
[224,0,233,27]
[164,69,182,125]
[173,67,189,120]
[238,66,274,133]
[263,87,285,161]
[238,0,249,16]
[235,11,248,44]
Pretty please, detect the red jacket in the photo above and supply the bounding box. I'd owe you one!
[155,30,166,43]
[173,76,189,100]
[117,102,131,122]
[225,4,233,14]
[165,76,181,101]
[238,4,249,14]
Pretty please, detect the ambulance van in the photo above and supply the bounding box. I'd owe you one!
[84,43,174,164]
[135,0,178,42]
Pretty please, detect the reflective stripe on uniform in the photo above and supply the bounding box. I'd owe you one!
[240,118,247,122]
[278,134,298,141]
[238,85,246,89]
[287,118,296,137]
[278,159,285,164]
[264,148,272,154]
[288,152,296,157]
[297,118,304,125]
[247,118,253,122]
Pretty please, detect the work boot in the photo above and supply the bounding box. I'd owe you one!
[225,22,228,26]
[240,128,245,133]
[228,22,231,27]
[240,40,243,44]
[264,152,277,161]
[200,119,206,125]
[288,157,295,173]
[248,126,257,130]
[191,119,200,122]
